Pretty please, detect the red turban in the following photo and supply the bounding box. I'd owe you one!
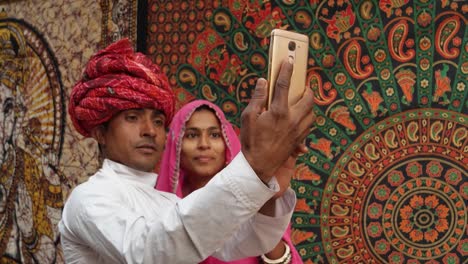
[68,38,175,137]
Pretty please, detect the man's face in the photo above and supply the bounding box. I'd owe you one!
[96,108,167,172]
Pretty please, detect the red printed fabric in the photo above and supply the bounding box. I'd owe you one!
[68,38,175,137]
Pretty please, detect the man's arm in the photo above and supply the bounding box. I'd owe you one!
[59,153,293,264]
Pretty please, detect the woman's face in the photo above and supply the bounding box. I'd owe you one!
[180,108,226,180]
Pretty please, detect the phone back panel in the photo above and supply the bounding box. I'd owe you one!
[267,29,309,108]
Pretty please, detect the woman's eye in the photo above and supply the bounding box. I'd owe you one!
[185,132,198,138]
[211,132,222,138]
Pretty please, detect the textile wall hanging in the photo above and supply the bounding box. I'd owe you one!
[145,1,467,263]
[0,0,139,262]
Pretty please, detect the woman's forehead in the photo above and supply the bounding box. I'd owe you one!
[186,109,221,128]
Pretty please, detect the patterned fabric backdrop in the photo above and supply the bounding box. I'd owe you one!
[145,1,467,263]
[0,0,138,262]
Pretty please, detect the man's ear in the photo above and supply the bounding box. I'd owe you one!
[90,126,106,145]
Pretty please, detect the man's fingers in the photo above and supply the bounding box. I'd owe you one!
[270,59,293,112]
[292,87,314,120]
[295,111,315,140]
[246,78,268,114]
[292,143,308,157]
[241,78,268,145]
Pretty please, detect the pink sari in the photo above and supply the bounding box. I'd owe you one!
[156,100,303,264]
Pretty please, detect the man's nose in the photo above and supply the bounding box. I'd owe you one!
[141,118,156,137]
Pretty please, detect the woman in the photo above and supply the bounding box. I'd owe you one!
[156,100,302,264]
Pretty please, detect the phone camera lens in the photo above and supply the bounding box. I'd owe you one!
[288,41,296,51]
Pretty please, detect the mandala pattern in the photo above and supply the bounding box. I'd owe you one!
[321,109,467,263]
[146,0,468,263]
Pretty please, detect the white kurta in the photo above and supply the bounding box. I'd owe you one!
[59,152,296,264]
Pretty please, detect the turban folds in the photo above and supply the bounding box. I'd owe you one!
[68,38,175,137]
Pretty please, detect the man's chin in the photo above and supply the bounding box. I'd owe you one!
[129,158,158,172]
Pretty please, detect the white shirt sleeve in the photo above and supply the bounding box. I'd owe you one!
[211,188,296,260]
[59,152,296,263]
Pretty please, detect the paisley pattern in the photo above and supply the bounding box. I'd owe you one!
[146,1,467,263]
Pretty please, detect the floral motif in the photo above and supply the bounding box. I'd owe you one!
[406,161,423,178]
[367,27,381,41]
[389,251,404,264]
[460,182,468,200]
[426,160,443,177]
[444,168,462,185]
[388,170,404,186]
[298,186,306,194]
[417,11,431,27]
[456,82,465,92]
[399,195,449,243]
[310,155,318,164]
[367,202,383,219]
[457,239,468,256]
[442,254,460,264]
[375,239,390,255]
[386,87,395,96]
[374,185,391,201]
[367,222,382,238]
[453,37,462,47]
[322,54,335,68]
[420,79,429,88]
[354,104,362,113]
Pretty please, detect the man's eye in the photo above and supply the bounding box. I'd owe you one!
[154,119,164,126]
[125,115,138,121]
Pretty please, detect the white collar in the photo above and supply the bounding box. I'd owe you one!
[102,159,158,187]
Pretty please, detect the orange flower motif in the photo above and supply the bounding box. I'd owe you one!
[409,229,423,242]
[436,204,449,219]
[399,205,413,219]
[424,229,438,243]
[399,195,450,243]
[435,219,449,233]
[399,219,413,233]
[409,195,424,208]
[424,195,439,209]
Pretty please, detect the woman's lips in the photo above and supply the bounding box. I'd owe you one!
[194,156,214,163]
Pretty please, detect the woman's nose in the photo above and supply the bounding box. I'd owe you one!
[198,134,210,149]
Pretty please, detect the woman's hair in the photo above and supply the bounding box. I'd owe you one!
[194,104,216,114]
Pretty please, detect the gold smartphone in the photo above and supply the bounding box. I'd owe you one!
[267,29,309,108]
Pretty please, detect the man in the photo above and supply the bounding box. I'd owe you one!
[59,38,315,263]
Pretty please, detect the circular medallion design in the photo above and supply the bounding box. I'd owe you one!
[321,109,467,263]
